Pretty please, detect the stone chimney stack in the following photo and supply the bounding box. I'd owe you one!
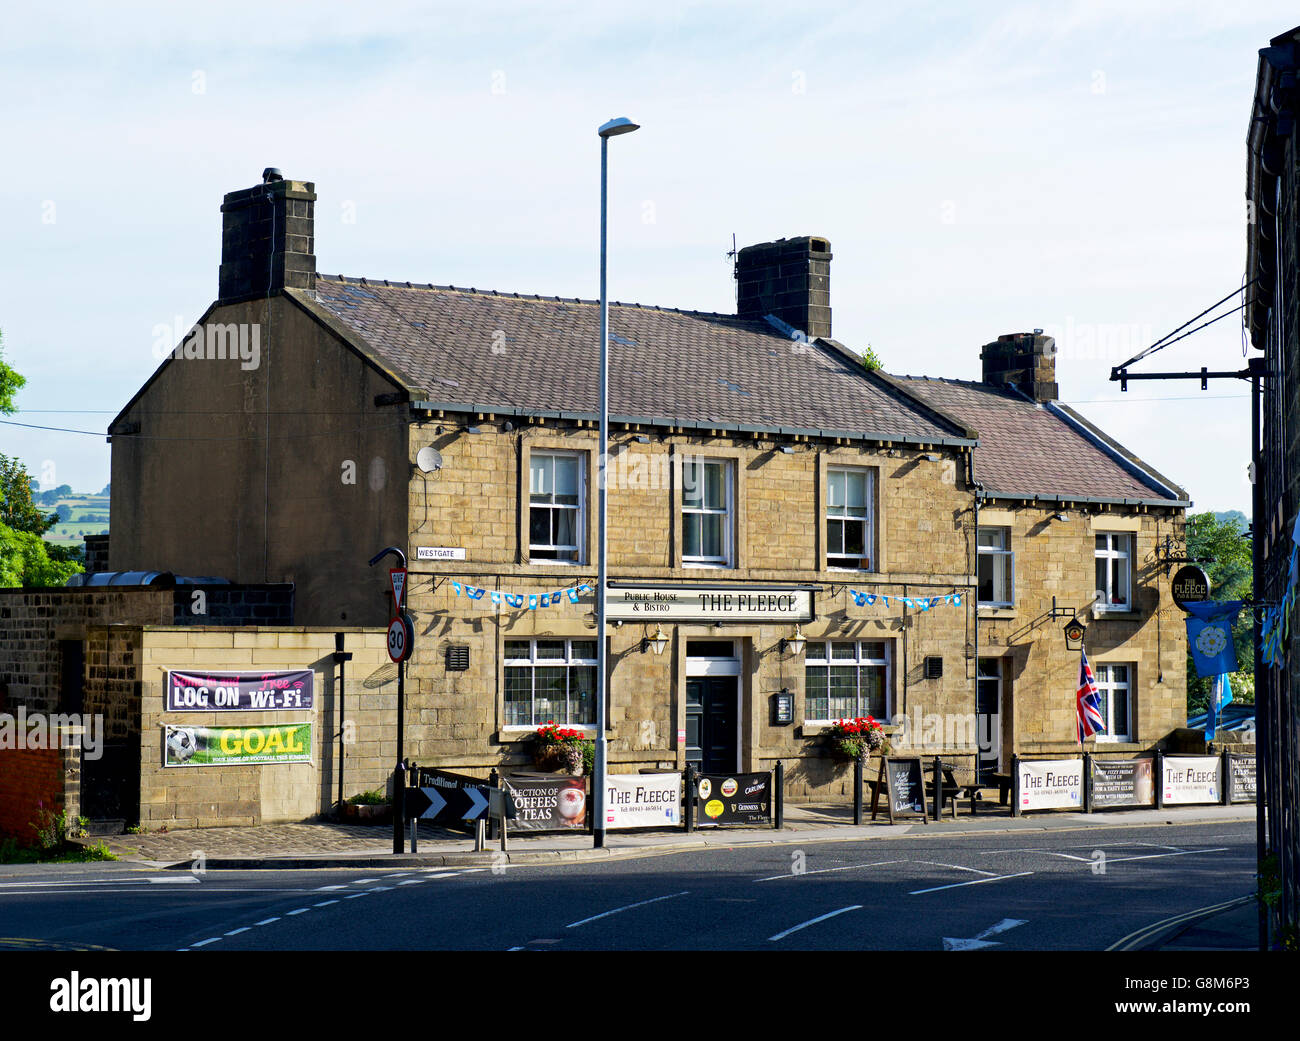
[981,331,1057,402]
[218,169,317,304]
[735,236,832,339]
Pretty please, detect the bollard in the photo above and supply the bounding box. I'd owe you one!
[774,761,784,830]
[1083,752,1093,814]
[1011,754,1022,817]
[1154,750,1165,809]
[853,756,863,826]
[932,756,941,821]
[684,764,696,833]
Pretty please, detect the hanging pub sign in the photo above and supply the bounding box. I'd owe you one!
[1063,619,1086,651]
[1171,565,1212,611]
[1089,757,1155,809]
[166,669,314,712]
[605,583,814,623]
[695,773,772,826]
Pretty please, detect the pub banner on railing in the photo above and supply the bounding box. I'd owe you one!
[1018,758,1083,811]
[500,776,588,831]
[1089,757,1155,809]
[1227,753,1256,804]
[604,772,681,830]
[1162,755,1221,804]
[695,772,772,826]
[166,669,314,711]
[163,723,312,767]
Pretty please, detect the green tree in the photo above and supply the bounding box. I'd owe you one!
[1,329,24,415]
[1185,511,1253,714]
[1,454,56,535]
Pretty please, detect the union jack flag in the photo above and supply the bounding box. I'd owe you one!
[1076,649,1106,744]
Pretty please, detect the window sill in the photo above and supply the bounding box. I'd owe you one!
[497,727,603,742]
[1093,609,1139,619]
[977,607,1016,619]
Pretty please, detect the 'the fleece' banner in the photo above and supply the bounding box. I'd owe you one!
[1018,758,1084,811]
[164,723,312,767]
[1162,755,1221,805]
[604,773,681,830]
[166,670,314,711]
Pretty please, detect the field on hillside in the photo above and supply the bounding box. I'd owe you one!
[40,493,110,544]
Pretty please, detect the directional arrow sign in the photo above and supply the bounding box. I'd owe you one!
[463,786,488,820]
[405,786,447,821]
[405,783,497,824]
[942,918,1027,951]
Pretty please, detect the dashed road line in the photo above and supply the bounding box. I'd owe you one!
[566,891,690,929]
[285,908,310,916]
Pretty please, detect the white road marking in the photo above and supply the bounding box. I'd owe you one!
[915,861,999,877]
[397,880,424,886]
[344,893,370,900]
[566,891,690,929]
[314,885,347,891]
[1102,848,1228,865]
[192,937,221,947]
[943,918,1027,951]
[353,878,380,884]
[754,860,906,882]
[0,876,201,889]
[313,900,339,907]
[224,927,250,936]
[369,886,394,892]
[255,918,280,926]
[910,871,1033,895]
[285,908,310,916]
[422,872,464,879]
[507,946,525,951]
[769,905,862,942]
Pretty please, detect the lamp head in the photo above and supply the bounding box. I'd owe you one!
[598,117,640,138]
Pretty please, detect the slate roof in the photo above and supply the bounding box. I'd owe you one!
[303,277,971,445]
[896,376,1187,504]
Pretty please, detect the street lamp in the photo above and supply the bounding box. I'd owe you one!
[595,115,639,849]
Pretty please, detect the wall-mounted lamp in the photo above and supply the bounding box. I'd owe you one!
[641,623,669,655]
[779,446,796,454]
[634,435,650,444]
[1053,511,1069,522]
[780,624,807,655]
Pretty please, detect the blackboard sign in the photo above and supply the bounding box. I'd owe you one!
[872,758,928,823]
[696,773,772,826]
[1089,757,1155,809]
[1228,754,1256,803]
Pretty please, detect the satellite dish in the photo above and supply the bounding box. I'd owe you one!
[416,447,443,473]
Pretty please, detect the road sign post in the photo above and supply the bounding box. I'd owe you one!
[369,546,410,854]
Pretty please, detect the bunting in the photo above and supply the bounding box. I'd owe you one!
[449,581,592,611]
[848,589,962,610]
[1262,513,1300,668]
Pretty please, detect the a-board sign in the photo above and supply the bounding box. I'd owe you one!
[871,757,928,823]
[1228,754,1256,803]
[695,772,772,826]
[500,775,588,831]
[1089,757,1155,809]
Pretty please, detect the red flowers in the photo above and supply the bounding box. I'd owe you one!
[536,721,583,743]
[826,716,881,738]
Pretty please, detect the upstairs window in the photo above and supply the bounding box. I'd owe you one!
[1094,533,1133,611]
[977,528,1014,607]
[826,467,873,569]
[530,452,583,563]
[682,458,732,566]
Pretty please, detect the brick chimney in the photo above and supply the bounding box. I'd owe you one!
[218,170,317,304]
[735,236,832,338]
[981,331,1057,402]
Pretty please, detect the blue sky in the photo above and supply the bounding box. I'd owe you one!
[1,1,1293,514]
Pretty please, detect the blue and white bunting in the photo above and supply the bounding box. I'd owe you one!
[446,581,594,613]
[847,589,964,610]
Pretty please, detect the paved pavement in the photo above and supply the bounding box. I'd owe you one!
[63,802,1261,951]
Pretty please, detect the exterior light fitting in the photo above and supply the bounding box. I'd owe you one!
[780,624,807,655]
[641,623,669,656]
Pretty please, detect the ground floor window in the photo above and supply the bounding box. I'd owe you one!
[805,640,891,722]
[504,638,597,727]
[1094,663,1132,741]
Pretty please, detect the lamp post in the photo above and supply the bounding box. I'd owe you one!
[595,116,639,849]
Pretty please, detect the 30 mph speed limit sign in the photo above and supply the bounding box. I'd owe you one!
[387,613,415,663]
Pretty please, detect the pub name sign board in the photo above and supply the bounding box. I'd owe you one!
[606,584,815,624]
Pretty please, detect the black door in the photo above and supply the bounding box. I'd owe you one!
[976,658,1001,782]
[686,677,738,774]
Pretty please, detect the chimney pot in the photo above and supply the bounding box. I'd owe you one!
[981,331,1057,402]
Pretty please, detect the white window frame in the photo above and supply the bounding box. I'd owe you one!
[1094,532,1133,613]
[977,527,1014,607]
[1093,663,1132,742]
[503,637,598,729]
[529,451,585,564]
[826,466,874,571]
[803,640,892,724]
[682,458,733,567]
